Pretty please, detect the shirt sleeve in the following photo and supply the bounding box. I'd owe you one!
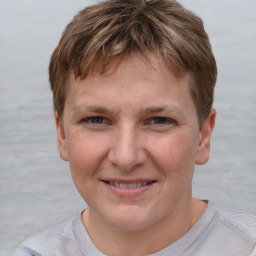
[248,244,256,256]
[15,246,41,256]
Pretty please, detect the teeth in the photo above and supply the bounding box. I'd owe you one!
[109,182,150,188]
[128,183,137,188]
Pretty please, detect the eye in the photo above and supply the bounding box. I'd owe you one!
[151,117,168,124]
[148,117,175,125]
[81,116,110,128]
[86,116,104,123]
[145,116,177,131]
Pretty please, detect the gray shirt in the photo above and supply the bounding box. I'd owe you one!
[16,202,256,256]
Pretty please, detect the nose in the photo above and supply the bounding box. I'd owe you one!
[108,124,147,171]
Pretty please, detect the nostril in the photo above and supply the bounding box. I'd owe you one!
[108,147,147,172]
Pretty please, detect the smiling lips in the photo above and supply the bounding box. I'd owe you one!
[102,180,156,197]
[105,180,154,188]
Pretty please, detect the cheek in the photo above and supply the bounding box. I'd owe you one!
[149,133,198,207]
[67,133,109,180]
[149,131,198,176]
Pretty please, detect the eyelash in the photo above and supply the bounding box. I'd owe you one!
[81,116,108,125]
[81,116,176,127]
[147,117,175,125]
[84,116,105,123]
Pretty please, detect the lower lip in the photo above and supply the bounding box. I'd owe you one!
[102,182,155,198]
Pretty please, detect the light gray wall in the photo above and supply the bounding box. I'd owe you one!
[0,1,255,255]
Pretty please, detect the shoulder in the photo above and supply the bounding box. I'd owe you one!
[202,202,256,255]
[17,215,85,256]
[213,203,256,238]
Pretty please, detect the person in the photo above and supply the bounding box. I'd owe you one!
[16,0,256,255]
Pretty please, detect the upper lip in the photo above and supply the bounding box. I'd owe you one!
[100,179,156,184]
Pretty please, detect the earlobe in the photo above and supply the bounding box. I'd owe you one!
[54,111,68,161]
[195,108,216,165]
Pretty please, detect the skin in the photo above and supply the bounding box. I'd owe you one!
[55,54,216,255]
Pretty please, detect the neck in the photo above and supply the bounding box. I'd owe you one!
[82,197,207,256]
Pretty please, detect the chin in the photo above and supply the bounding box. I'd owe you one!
[103,205,157,232]
[110,218,151,232]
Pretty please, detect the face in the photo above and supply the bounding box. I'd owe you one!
[55,55,215,232]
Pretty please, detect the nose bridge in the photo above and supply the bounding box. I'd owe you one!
[108,122,145,171]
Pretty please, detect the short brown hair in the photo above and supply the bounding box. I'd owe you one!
[49,0,217,127]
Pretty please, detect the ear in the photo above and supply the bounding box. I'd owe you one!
[195,108,216,165]
[54,111,68,161]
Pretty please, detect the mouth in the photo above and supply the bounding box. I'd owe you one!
[102,180,156,188]
[101,179,156,197]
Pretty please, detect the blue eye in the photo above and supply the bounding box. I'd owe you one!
[82,116,105,124]
[152,117,167,124]
[80,116,111,130]
[88,117,104,123]
[147,117,176,128]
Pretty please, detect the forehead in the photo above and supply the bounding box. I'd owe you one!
[64,55,196,120]
[67,54,192,91]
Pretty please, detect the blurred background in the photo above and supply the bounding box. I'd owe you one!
[0,0,255,255]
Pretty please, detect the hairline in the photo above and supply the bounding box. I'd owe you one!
[59,53,203,128]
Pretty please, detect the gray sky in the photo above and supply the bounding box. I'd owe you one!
[0,1,255,255]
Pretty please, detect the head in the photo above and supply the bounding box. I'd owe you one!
[49,0,217,128]
[49,1,217,247]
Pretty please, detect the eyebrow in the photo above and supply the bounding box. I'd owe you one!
[72,105,184,116]
[140,106,185,116]
[142,106,172,114]
[71,106,116,117]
